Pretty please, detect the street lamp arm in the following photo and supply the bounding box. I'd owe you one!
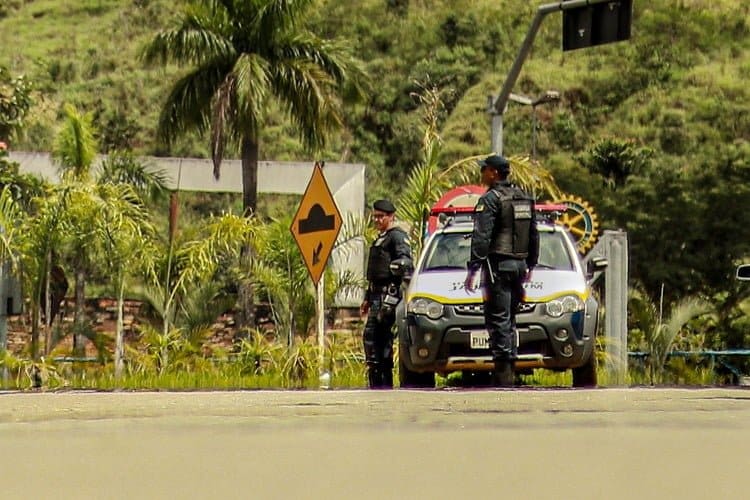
[489,0,620,154]
[492,0,610,116]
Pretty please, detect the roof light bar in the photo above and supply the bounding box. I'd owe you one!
[429,203,566,217]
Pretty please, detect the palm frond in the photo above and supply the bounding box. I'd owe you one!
[97,152,169,202]
[0,186,23,261]
[156,63,229,144]
[52,104,98,180]
[334,212,372,258]
[254,0,317,37]
[140,11,234,67]
[174,213,256,292]
[271,59,342,151]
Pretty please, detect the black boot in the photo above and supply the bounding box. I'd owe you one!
[367,366,383,389]
[381,365,393,389]
[492,360,514,387]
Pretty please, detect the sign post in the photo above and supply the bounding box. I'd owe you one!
[290,162,343,388]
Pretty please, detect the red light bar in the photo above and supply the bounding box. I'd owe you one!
[430,203,566,217]
[536,203,567,212]
[429,206,475,216]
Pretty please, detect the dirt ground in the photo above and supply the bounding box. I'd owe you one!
[1,387,748,499]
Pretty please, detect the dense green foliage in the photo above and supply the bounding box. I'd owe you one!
[1,0,750,384]
[1,0,749,305]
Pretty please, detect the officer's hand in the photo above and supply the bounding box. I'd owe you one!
[464,270,477,292]
[360,300,370,316]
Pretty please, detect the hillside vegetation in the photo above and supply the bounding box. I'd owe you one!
[2,0,750,305]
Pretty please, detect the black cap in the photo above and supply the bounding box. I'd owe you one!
[373,199,396,213]
[478,154,510,174]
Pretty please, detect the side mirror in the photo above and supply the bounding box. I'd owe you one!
[737,264,750,281]
[587,256,608,275]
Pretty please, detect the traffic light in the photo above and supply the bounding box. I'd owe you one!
[563,0,632,51]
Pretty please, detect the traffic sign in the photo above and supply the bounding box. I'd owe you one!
[290,162,343,285]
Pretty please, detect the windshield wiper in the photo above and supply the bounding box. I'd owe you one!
[425,265,465,271]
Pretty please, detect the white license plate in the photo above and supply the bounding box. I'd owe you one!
[470,331,490,349]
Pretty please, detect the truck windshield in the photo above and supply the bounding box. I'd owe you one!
[422,230,574,271]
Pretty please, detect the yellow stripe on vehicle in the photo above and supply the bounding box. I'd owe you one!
[406,289,590,304]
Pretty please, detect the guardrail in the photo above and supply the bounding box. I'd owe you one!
[629,350,750,384]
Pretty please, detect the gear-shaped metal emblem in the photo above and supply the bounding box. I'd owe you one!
[553,195,599,254]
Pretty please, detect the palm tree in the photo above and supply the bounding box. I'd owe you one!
[23,182,71,359]
[52,104,98,355]
[142,213,257,346]
[140,0,366,213]
[92,182,157,380]
[53,104,168,356]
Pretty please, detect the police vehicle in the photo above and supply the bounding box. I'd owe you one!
[394,204,607,388]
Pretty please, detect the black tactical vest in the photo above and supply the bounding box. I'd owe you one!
[366,228,402,283]
[490,186,534,258]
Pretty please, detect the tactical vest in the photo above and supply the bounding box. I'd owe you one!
[366,228,403,283]
[489,186,533,258]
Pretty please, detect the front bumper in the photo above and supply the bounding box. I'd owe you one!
[398,300,597,374]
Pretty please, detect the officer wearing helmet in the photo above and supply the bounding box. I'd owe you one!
[464,155,539,387]
[360,199,413,389]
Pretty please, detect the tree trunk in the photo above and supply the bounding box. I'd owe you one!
[236,137,258,330]
[114,280,125,381]
[43,251,52,356]
[73,265,86,357]
[240,137,259,215]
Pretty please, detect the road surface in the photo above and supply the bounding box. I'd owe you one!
[1,388,748,499]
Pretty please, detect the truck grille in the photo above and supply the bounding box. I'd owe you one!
[454,304,484,315]
[454,303,536,315]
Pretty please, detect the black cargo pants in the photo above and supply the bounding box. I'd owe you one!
[482,256,527,362]
[363,290,396,389]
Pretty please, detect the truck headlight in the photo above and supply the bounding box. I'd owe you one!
[545,295,584,318]
[407,297,444,320]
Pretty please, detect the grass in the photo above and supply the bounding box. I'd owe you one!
[1,357,730,391]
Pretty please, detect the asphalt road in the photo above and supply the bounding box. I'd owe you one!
[1,388,748,499]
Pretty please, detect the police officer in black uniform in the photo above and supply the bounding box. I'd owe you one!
[464,155,539,387]
[361,199,413,389]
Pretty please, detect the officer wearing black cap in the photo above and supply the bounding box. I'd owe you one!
[361,199,413,389]
[464,155,539,387]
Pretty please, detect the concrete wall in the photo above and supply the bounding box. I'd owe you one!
[10,152,366,306]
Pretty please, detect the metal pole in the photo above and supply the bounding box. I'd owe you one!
[490,113,504,155]
[317,274,330,388]
[531,106,538,160]
[489,0,613,153]
[583,230,629,385]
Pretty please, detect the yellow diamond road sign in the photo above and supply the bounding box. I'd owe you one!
[290,163,343,285]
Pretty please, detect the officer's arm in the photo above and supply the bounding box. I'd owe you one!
[468,193,497,272]
[527,201,540,269]
[391,230,413,263]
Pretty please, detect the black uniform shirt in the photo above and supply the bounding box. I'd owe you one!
[365,226,412,299]
[468,180,539,271]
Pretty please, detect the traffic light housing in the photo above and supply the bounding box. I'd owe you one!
[563,0,632,51]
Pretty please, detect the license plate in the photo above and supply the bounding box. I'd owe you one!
[470,330,490,349]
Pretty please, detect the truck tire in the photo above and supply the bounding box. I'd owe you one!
[572,352,598,388]
[398,349,435,389]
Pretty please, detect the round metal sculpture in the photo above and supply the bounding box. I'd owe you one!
[553,195,599,254]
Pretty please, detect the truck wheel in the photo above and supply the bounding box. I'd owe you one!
[398,350,435,389]
[572,353,598,388]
